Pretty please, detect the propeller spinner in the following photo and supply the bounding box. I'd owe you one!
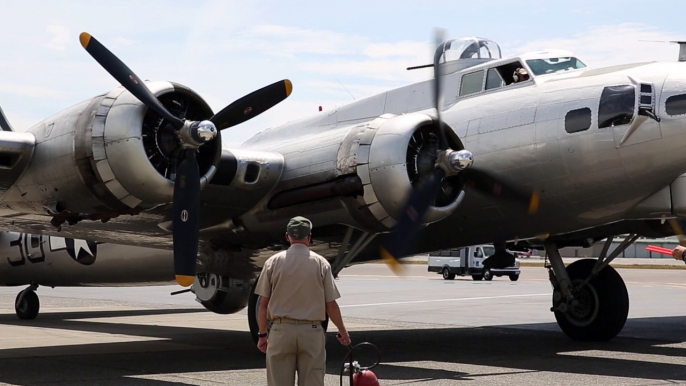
[80,33,292,286]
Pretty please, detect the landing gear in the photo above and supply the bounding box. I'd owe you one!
[545,235,635,341]
[15,285,39,320]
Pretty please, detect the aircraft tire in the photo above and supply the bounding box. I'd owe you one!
[483,268,493,281]
[471,275,483,281]
[15,290,39,320]
[247,275,329,344]
[554,259,628,341]
[442,267,456,280]
[509,274,520,282]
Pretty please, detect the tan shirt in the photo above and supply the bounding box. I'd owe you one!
[255,244,340,321]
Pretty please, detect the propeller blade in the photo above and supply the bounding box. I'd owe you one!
[79,32,184,130]
[380,169,445,272]
[668,218,686,246]
[211,79,293,130]
[460,168,539,214]
[172,150,200,286]
[379,30,449,271]
[432,28,449,150]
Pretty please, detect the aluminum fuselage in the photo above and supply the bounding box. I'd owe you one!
[2,58,686,286]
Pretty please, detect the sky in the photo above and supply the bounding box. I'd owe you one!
[0,0,684,147]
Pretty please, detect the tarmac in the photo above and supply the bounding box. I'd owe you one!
[0,264,685,385]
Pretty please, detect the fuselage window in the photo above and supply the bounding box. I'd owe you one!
[565,108,592,133]
[31,235,40,248]
[598,85,635,128]
[460,70,485,96]
[485,68,504,90]
[666,94,686,116]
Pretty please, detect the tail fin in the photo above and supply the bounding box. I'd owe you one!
[0,106,14,132]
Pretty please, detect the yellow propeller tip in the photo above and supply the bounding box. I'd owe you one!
[175,275,194,287]
[668,219,686,246]
[528,191,540,215]
[79,32,91,48]
[284,79,293,97]
[380,247,404,275]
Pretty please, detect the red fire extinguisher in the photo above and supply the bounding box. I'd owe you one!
[339,341,381,386]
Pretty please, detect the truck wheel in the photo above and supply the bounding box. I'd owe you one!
[483,268,493,281]
[442,267,456,280]
[509,274,520,282]
[471,275,483,281]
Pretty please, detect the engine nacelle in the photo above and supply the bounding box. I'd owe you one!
[193,273,253,314]
[350,113,464,230]
[86,82,220,206]
[9,82,221,221]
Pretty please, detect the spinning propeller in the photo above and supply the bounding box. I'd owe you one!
[380,30,539,272]
[80,33,292,286]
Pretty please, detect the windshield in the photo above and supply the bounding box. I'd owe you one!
[526,57,586,76]
[482,247,495,256]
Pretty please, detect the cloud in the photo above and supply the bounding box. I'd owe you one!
[0,83,63,98]
[363,41,433,59]
[46,24,71,51]
[111,36,134,47]
[228,25,370,58]
[302,59,433,82]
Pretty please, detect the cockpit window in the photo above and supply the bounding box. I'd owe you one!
[485,68,504,90]
[460,70,485,96]
[526,57,586,76]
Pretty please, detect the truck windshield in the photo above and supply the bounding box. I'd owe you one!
[526,57,586,76]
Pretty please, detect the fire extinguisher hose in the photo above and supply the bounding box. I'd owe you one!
[339,341,381,386]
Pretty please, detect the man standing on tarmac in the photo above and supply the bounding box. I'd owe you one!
[254,216,352,386]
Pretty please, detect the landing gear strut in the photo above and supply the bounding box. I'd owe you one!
[15,284,40,320]
[545,235,635,341]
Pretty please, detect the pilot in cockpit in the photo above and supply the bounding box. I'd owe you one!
[513,68,530,83]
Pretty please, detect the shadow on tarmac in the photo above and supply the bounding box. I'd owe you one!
[0,309,684,385]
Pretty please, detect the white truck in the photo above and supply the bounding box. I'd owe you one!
[428,245,521,281]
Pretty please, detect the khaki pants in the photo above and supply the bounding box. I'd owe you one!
[266,319,326,386]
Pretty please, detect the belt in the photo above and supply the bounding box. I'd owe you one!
[272,317,321,324]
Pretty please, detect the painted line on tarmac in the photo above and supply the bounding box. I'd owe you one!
[342,274,434,280]
[340,293,549,308]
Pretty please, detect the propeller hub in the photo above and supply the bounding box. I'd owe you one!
[178,120,218,148]
[196,120,217,142]
[449,149,474,171]
[436,149,474,176]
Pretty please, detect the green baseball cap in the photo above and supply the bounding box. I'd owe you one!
[287,216,312,239]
